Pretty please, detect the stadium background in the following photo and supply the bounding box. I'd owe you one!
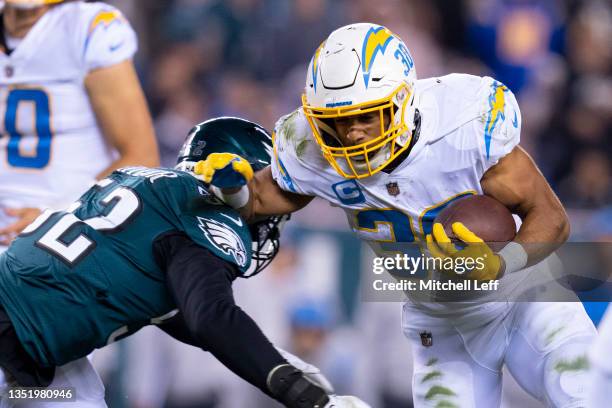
[90,0,611,407]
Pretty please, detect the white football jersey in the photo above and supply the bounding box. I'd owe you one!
[273,74,521,243]
[272,74,522,308]
[0,1,137,223]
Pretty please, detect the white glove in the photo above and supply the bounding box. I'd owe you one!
[325,395,372,408]
[275,346,334,394]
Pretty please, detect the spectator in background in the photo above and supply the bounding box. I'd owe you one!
[558,149,612,210]
[287,300,359,397]
[465,0,565,93]
[537,0,611,187]
[155,88,210,167]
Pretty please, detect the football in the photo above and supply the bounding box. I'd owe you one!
[434,195,516,251]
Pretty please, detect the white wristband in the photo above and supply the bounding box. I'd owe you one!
[210,185,250,209]
[498,242,528,275]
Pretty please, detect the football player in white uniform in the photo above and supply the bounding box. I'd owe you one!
[195,23,597,407]
[587,307,612,407]
[0,0,158,249]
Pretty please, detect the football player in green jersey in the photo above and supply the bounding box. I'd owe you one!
[0,118,369,408]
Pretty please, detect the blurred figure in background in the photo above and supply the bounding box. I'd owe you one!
[0,0,158,249]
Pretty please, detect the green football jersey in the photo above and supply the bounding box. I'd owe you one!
[0,167,252,367]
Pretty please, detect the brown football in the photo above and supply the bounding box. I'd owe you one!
[434,195,516,251]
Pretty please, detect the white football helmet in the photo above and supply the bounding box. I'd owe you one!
[303,23,418,179]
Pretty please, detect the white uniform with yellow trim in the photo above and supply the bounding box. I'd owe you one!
[0,1,136,230]
[272,74,596,408]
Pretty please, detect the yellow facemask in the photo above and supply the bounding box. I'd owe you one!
[302,84,413,179]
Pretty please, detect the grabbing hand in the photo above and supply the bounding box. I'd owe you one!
[193,153,253,189]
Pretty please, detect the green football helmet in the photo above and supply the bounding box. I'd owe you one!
[176,117,289,277]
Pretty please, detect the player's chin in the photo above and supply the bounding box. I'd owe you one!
[352,148,382,164]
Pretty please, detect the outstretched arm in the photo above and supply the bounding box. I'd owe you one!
[194,154,313,220]
[154,232,333,407]
[243,167,314,219]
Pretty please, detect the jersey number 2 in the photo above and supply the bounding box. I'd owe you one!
[23,179,141,265]
[3,89,53,168]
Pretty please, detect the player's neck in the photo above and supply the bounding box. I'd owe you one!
[3,5,50,38]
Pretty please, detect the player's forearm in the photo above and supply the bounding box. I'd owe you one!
[159,234,335,407]
[514,202,570,266]
[159,234,285,395]
[219,168,313,221]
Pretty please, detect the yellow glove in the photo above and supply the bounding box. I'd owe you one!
[193,153,253,189]
[426,222,503,281]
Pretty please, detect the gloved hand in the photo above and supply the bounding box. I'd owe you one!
[275,347,334,394]
[325,396,372,408]
[426,222,503,280]
[193,152,253,189]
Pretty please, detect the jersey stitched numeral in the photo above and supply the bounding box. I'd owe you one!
[3,89,53,168]
[33,179,141,266]
[354,192,476,243]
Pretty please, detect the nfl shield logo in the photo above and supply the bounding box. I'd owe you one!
[386,182,400,196]
[4,65,14,78]
[420,331,433,347]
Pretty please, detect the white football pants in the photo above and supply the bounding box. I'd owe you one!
[0,357,106,408]
[403,301,596,408]
[587,306,612,408]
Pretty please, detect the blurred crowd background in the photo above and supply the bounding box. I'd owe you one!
[92,0,612,407]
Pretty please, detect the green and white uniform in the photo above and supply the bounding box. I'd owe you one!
[0,167,251,367]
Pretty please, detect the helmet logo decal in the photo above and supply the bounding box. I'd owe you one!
[394,43,415,76]
[484,82,508,159]
[192,140,207,157]
[311,41,326,92]
[325,101,353,108]
[362,26,394,88]
[88,10,124,35]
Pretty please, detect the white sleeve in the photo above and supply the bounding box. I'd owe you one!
[476,76,521,168]
[270,112,310,195]
[81,5,138,72]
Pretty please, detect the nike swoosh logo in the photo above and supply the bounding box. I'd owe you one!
[219,212,243,227]
[512,111,518,128]
[109,41,124,52]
